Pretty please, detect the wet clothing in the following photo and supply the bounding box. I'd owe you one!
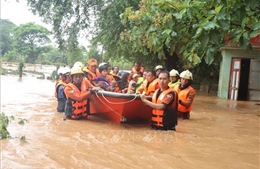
[55,80,68,112]
[64,81,92,119]
[174,84,196,119]
[151,88,178,130]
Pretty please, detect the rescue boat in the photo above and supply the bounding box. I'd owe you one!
[89,91,152,123]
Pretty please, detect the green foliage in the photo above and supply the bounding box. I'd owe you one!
[27,0,105,50]
[0,19,16,56]
[18,118,29,125]
[66,43,86,67]
[121,0,260,66]
[12,22,51,63]
[20,135,27,143]
[0,112,10,140]
[0,113,29,140]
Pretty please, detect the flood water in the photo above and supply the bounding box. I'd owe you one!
[1,75,259,169]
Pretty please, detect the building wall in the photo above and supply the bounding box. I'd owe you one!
[218,48,260,99]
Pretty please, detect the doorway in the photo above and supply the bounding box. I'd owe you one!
[229,58,251,100]
[237,59,250,100]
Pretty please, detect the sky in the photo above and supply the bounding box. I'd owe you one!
[1,0,51,28]
[0,0,89,47]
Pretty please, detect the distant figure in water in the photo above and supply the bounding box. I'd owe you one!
[54,67,71,112]
[173,70,196,119]
[140,71,178,131]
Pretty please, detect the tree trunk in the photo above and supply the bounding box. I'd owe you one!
[163,46,179,71]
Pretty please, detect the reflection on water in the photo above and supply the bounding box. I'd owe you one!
[1,75,259,169]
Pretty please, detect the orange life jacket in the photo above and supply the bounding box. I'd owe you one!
[65,83,88,119]
[143,78,159,96]
[54,80,67,98]
[131,67,145,74]
[151,88,178,128]
[174,84,196,113]
[107,74,115,82]
[83,67,100,85]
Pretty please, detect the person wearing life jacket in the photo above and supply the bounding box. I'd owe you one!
[129,61,145,81]
[173,70,196,119]
[82,58,100,85]
[155,65,164,78]
[134,71,144,93]
[64,66,101,120]
[141,70,160,98]
[140,71,178,130]
[55,67,71,112]
[168,69,180,88]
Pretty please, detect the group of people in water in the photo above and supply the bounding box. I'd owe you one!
[55,59,196,131]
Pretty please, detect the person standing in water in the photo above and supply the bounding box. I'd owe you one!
[173,70,196,119]
[55,67,71,112]
[64,66,101,119]
[140,71,178,131]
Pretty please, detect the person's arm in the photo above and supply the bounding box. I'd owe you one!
[64,87,93,101]
[140,94,166,110]
[179,89,196,108]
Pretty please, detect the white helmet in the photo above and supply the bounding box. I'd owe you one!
[61,67,71,75]
[57,67,64,75]
[99,62,107,68]
[73,61,83,69]
[169,69,179,77]
[155,65,164,71]
[180,70,193,80]
[70,66,84,75]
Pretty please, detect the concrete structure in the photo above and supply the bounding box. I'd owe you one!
[218,36,260,101]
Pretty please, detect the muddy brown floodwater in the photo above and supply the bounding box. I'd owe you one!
[1,75,259,169]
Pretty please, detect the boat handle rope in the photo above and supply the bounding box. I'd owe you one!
[97,91,139,104]
[92,92,127,122]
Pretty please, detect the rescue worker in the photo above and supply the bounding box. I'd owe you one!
[140,71,178,130]
[168,69,180,87]
[55,67,71,112]
[83,58,100,85]
[155,65,164,77]
[129,61,145,81]
[73,61,84,69]
[130,61,145,74]
[173,70,196,119]
[64,66,101,119]
[140,70,160,98]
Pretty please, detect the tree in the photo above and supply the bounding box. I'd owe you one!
[27,0,105,49]
[0,19,16,56]
[121,0,260,69]
[12,22,51,63]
